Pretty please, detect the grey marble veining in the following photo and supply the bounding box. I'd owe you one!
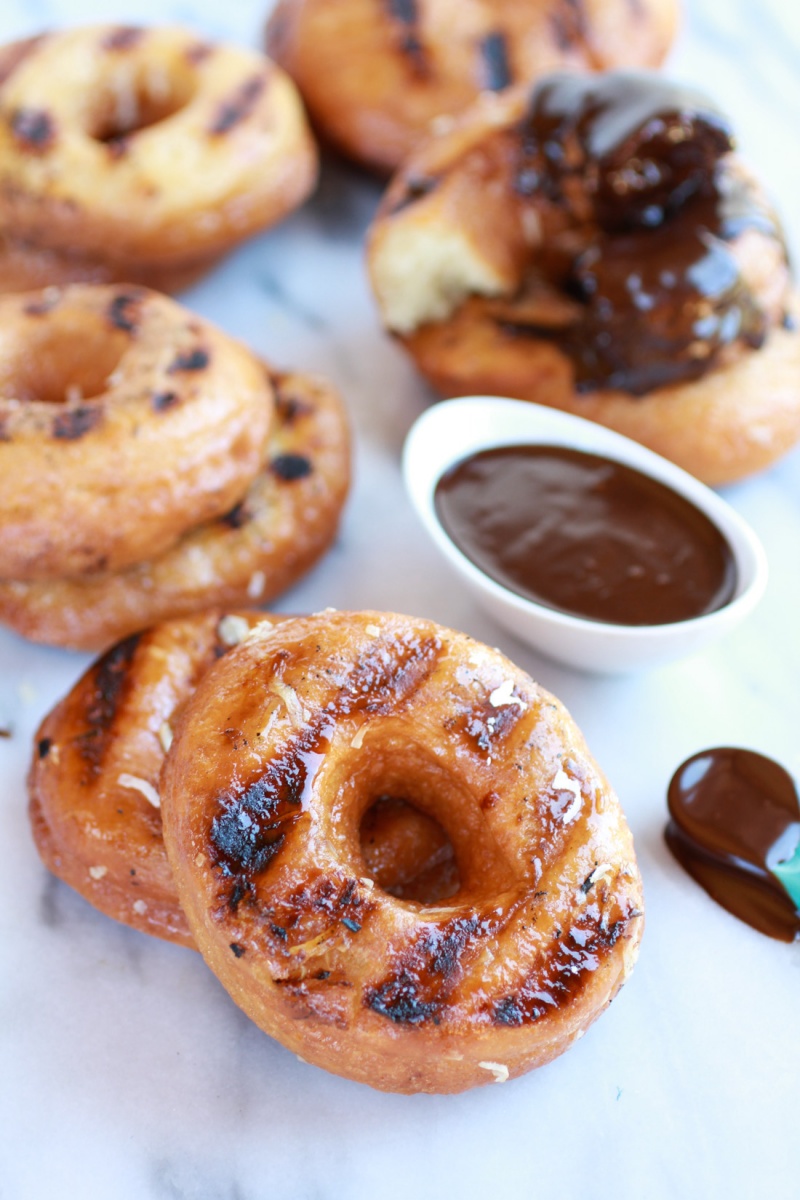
[0,3,799,1199]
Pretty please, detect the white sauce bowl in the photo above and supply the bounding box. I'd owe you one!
[403,397,768,674]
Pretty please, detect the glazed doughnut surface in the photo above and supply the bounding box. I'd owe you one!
[0,284,272,581]
[267,0,678,173]
[0,25,318,289]
[161,610,643,1094]
[368,72,800,483]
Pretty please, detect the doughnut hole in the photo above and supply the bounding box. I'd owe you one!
[359,797,460,902]
[0,320,128,404]
[85,62,198,145]
[327,736,520,904]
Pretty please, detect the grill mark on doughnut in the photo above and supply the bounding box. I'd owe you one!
[550,0,587,51]
[270,454,312,482]
[101,27,145,52]
[480,32,512,92]
[208,633,443,908]
[209,75,267,135]
[385,0,428,74]
[274,391,312,425]
[448,696,525,756]
[489,905,637,1025]
[365,914,489,1025]
[108,292,142,333]
[151,390,179,413]
[219,501,250,529]
[52,406,102,441]
[10,107,56,152]
[168,348,210,373]
[73,635,141,781]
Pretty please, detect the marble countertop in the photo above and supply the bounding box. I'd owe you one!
[1,2,798,1198]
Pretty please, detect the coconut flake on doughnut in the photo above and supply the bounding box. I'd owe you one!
[0,369,351,650]
[0,25,318,291]
[0,284,272,582]
[161,610,643,1094]
[266,0,679,174]
[368,71,800,484]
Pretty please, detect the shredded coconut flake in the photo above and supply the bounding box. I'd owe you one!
[270,680,309,728]
[158,722,173,753]
[132,899,148,916]
[88,865,107,880]
[287,927,335,957]
[552,767,582,823]
[217,614,251,646]
[118,773,161,809]
[489,680,526,710]
[247,570,266,599]
[479,1061,509,1084]
[365,624,380,637]
[359,877,375,891]
[350,725,367,749]
[195,853,206,867]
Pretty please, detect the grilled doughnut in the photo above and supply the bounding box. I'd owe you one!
[29,610,455,946]
[368,72,800,484]
[161,610,643,1094]
[0,370,350,650]
[0,25,318,292]
[266,0,678,174]
[0,285,272,582]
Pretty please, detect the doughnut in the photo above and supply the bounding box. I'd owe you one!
[367,72,800,485]
[0,370,351,650]
[266,0,678,173]
[0,25,318,292]
[160,610,643,1094]
[0,284,272,582]
[29,610,455,947]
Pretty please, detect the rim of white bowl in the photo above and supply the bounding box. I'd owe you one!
[403,396,768,641]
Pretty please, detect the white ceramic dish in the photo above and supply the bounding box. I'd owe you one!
[403,396,768,674]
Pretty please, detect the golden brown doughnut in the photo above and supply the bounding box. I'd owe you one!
[266,0,678,174]
[0,284,272,582]
[368,72,800,484]
[0,25,318,291]
[0,369,351,650]
[29,610,455,946]
[161,610,643,1094]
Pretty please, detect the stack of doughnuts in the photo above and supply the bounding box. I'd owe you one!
[0,24,318,292]
[30,608,644,1093]
[0,284,350,650]
[367,71,800,484]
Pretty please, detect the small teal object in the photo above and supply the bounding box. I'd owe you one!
[770,835,800,911]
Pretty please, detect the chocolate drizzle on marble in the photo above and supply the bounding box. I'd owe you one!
[665,747,800,942]
[506,72,784,395]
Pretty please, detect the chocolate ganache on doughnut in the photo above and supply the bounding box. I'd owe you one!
[368,71,800,483]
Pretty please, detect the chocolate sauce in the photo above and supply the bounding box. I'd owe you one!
[507,72,784,395]
[434,445,736,626]
[665,748,800,942]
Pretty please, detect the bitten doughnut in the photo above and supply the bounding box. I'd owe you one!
[0,370,350,650]
[161,610,643,1094]
[0,25,318,292]
[266,0,678,173]
[0,285,272,582]
[29,610,454,946]
[368,72,800,484]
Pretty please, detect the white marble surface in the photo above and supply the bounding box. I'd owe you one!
[1,2,799,1197]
